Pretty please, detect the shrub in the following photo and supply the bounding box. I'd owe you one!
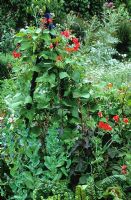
[64,0,105,19]
[0,7,131,200]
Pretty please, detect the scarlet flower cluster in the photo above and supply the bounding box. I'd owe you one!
[41,18,53,24]
[123,117,129,124]
[49,42,59,49]
[12,51,21,58]
[60,29,80,52]
[113,115,119,123]
[72,37,80,51]
[98,121,112,131]
[113,115,129,124]
[121,165,127,174]
[61,30,70,38]
[98,112,129,125]
[50,43,54,49]
[66,37,80,52]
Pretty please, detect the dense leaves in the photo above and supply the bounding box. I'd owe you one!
[0,2,131,200]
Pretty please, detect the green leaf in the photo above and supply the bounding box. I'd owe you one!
[41,33,51,41]
[35,28,41,34]
[71,106,79,118]
[20,41,31,50]
[73,92,90,98]
[22,171,34,189]
[24,96,32,104]
[72,72,80,83]
[11,101,23,109]
[59,72,69,79]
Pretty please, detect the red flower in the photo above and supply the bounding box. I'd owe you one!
[12,51,21,58]
[41,18,53,24]
[50,43,54,49]
[73,42,80,51]
[123,117,129,124]
[61,30,70,38]
[72,38,80,51]
[121,165,127,174]
[121,165,127,170]
[122,170,127,174]
[56,55,62,61]
[47,18,53,23]
[98,112,103,118]
[41,18,47,23]
[98,121,112,131]
[113,115,119,123]
[72,37,79,44]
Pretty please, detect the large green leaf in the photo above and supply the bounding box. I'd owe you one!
[59,72,69,79]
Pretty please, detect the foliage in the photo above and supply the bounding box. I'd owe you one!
[114,0,131,14]
[0,5,131,200]
[27,0,65,25]
[64,0,105,19]
[116,20,131,57]
[0,53,14,79]
[64,0,131,19]
[32,175,126,199]
[0,0,32,52]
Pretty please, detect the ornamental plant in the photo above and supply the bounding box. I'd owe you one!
[0,9,131,200]
[1,12,84,199]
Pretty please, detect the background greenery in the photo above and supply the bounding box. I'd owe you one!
[0,1,131,200]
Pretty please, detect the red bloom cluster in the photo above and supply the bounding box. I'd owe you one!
[50,43,54,49]
[47,18,53,23]
[123,117,129,124]
[113,115,119,123]
[49,42,59,49]
[112,115,129,124]
[12,51,21,58]
[98,111,103,118]
[98,121,112,131]
[121,165,127,174]
[72,37,80,51]
[61,30,70,38]
[66,37,80,52]
[41,18,53,24]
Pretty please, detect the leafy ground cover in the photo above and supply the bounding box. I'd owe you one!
[0,2,131,200]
